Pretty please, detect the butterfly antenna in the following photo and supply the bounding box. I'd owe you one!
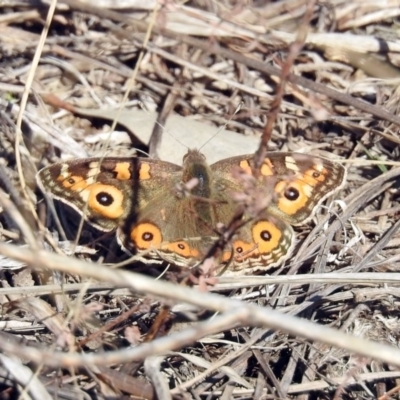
[198,102,243,152]
[134,147,151,157]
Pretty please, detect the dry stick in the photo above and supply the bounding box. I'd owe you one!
[78,303,143,348]
[1,271,400,301]
[291,372,394,396]
[70,2,161,254]
[148,83,180,159]
[293,169,400,269]
[207,371,400,397]
[0,354,52,400]
[323,48,400,79]
[285,270,395,332]
[59,0,400,128]
[255,0,315,170]
[281,343,306,395]
[13,0,58,233]
[144,356,171,400]
[225,272,400,287]
[240,331,285,399]
[95,366,155,399]
[272,204,400,321]
[0,272,399,300]
[379,383,400,400]
[353,218,400,272]
[0,190,37,249]
[254,372,266,398]
[191,350,253,396]
[0,282,119,297]
[268,172,395,296]
[2,243,400,368]
[172,338,255,393]
[249,9,318,368]
[178,41,400,127]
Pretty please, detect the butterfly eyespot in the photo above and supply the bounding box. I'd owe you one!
[130,223,162,250]
[96,192,114,206]
[142,232,154,241]
[252,221,282,253]
[235,246,243,253]
[284,187,300,201]
[87,184,124,219]
[260,230,272,241]
[58,174,86,189]
[304,167,327,184]
[161,241,199,258]
[276,180,309,216]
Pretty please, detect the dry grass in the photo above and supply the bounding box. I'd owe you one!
[1,0,400,399]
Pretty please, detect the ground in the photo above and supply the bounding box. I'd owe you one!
[0,1,400,399]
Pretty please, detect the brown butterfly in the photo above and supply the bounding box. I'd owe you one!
[37,150,346,274]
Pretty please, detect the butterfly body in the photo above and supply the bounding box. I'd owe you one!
[37,149,346,274]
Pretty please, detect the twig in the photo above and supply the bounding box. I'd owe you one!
[0,243,400,367]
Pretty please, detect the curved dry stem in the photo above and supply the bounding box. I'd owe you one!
[0,243,400,368]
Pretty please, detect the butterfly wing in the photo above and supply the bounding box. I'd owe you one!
[38,155,216,266]
[209,152,346,273]
[37,157,182,232]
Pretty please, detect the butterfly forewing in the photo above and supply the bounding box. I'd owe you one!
[211,152,346,225]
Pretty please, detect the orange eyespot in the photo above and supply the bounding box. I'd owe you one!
[303,168,327,185]
[130,223,162,250]
[252,221,281,253]
[58,174,87,190]
[221,240,257,262]
[88,184,124,219]
[221,221,282,262]
[163,241,199,258]
[130,225,199,258]
[275,181,309,215]
[284,186,300,201]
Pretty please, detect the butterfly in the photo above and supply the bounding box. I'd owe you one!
[37,149,346,275]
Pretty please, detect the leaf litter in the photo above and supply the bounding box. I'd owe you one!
[0,0,400,399]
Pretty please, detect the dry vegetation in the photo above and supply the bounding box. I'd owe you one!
[1,0,400,399]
